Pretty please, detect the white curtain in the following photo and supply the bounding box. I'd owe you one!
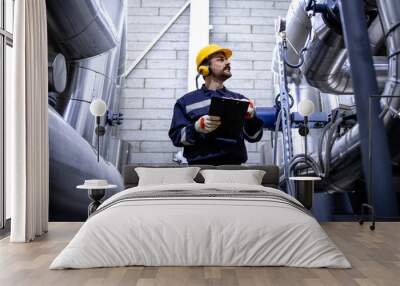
[7,0,49,242]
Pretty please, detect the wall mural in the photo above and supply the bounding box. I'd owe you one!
[47,0,400,222]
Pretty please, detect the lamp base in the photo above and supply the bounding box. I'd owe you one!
[296,180,314,209]
[88,189,106,216]
[298,124,309,136]
[95,126,106,136]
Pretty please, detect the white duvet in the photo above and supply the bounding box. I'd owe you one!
[50,183,351,269]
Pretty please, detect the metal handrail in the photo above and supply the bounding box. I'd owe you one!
[122,0,191,78]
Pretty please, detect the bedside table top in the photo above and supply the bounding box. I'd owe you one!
[289,176,321,181]
[76,185,117,190]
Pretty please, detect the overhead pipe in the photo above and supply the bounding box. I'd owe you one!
[377,0,400,127]
[274,0,387,94]
[49,107,123,221]
[46,0,125,60]
[274,0,395,193]
[303,14,387,94]
[271,0,311,76]
[329,0,396,217]
[330,0,400,173]
[47,1,129,221]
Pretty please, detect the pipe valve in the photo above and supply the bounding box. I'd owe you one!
[106,111,124,126]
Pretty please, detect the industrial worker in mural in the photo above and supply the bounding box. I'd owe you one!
[169,44,264,165]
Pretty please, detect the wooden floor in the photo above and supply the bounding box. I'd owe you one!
[0,222,399,286]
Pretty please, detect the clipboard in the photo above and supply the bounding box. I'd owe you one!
[208,96,249,140]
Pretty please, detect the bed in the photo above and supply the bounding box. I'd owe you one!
[50,165,350,269]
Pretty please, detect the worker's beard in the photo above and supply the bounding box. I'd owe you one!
[217,68,232,81]
[223,68,232,79]
[208,65,232,82]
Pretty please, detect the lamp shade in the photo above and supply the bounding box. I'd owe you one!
[90,99,107,116]
[298,99,315,117]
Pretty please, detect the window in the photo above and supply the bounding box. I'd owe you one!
[5,0,13,33]
[4,43,11,220]
[1,0,14,230]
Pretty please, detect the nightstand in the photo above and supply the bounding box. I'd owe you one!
[77,180,117,216]
[289,176,321,209]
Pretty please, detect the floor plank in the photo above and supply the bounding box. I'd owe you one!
[0,222,399,286]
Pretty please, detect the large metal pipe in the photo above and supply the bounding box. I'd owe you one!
[271,0,311,76]
[303,14,387,94]
[273,1,387,94]
[48,0,127,164]
[330,0,400,171]
[272,0,400,204]
[47,1,129,221]
[377,0,400,136]
[49,107,123,221]
[368,14,385,54]
[285,0,311,71]
[62,47,121,146]
[337,0,396,217]
[46,0,125,60]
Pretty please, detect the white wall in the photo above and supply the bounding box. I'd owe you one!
[120,0,291,165]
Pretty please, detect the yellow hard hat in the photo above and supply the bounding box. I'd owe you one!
[196,44,232,75]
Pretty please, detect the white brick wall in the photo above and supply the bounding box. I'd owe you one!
[120,0,291,165]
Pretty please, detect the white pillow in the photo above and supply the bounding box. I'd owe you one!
[135,167,200,186]
[200,169,266,185]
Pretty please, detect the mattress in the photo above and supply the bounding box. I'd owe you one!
[50,183,351,269]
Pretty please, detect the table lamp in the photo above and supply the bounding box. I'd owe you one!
[298,99,315,158]
[90,99,107,162]
[292,99,316,207]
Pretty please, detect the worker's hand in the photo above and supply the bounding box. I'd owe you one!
[195,115,221,134]
[245,100,255,119]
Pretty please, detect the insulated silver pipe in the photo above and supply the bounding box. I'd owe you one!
[47,1,129,221]
[49,107,123,221]
[46,0,125,60]
[273,2,387,94]
[303,14,387,94]
[332,0,400,151]
[377,0,400,162]
[328,0,400,187]
[368,15,385,55]
[50,1,127,166]
[272,0,395,190]
[271,0,311,76]
[285,0,311,72]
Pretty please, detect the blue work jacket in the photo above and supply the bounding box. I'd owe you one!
[169,85,263,165]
